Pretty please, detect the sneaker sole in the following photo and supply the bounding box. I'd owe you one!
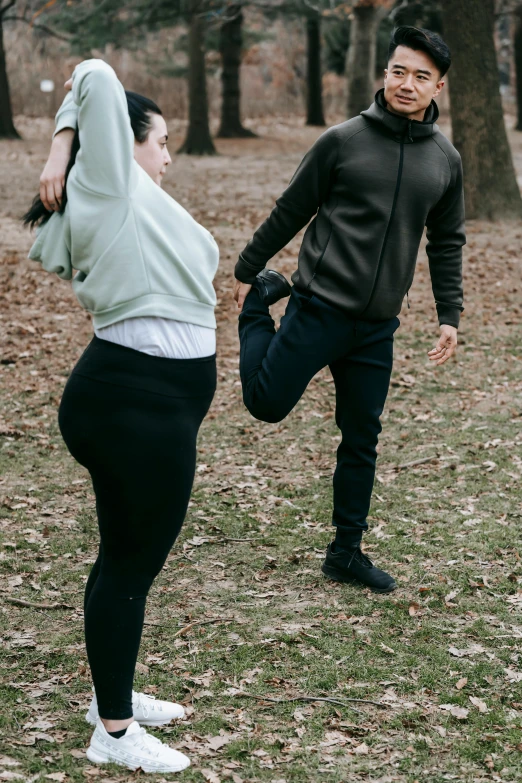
[86,745,190,773]
[85,712,184,727]
[321,564,397,594]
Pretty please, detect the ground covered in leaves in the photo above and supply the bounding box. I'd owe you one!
[1,115,522,783]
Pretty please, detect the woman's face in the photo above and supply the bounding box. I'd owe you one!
[134,113,172,187]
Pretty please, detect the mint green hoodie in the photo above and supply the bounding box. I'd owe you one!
[28,59,219,330]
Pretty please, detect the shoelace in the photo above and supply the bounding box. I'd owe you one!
[133,691,163,718]
[354,548,373,568]
[134,726,163,757]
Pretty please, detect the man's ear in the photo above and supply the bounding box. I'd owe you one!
[433,79,445,99]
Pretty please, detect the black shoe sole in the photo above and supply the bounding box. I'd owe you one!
[321,563,397,594]
[254,273,291,306]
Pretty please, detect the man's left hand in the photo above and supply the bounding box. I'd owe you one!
[428,325,458,366]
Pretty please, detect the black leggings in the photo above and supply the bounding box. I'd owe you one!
[58,336,216,719]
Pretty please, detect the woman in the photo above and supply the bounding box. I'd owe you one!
[23,59,219,773]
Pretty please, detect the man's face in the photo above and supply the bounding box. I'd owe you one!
[383,45,444,122]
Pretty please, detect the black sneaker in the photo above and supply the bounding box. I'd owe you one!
[253,269,292,306]
[321,542,397,594]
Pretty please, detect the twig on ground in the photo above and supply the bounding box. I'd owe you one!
[5,597,73,610]
[173,618,230,637]
[383,456,439,473]
[218,537,261,543]
[236,692,388,710]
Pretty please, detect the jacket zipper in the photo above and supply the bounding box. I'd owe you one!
[362,140,405,314]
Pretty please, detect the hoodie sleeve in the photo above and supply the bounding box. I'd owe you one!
[70,59,135,198]
[28,214,72,280]
[234,127,341,284]
[425,153,466,328]
[53,91,78,137]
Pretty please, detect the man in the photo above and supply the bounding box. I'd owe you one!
[233,26,464,593]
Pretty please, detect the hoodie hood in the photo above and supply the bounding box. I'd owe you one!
[361,88,439,144]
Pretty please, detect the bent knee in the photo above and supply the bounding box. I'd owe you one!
[244,396,288,424]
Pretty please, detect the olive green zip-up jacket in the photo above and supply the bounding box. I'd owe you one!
[235,89,465,328]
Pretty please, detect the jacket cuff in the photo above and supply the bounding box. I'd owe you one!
[53,109,78,138]
[437,303,462,329]
[234,254,262,284]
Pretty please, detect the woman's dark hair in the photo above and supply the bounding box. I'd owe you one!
[22,91,162,229]
[388,26,451,78]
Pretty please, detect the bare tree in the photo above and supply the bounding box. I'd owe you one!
[346,0,394,119]
[1,0,71,139]
[217,3,256,138]
[306,13,326,125]
[178,0,217,154]
[515,1,522,130]
[440,0,522,219]
[0,0,19,138]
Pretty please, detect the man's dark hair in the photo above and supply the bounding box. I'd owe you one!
[388,26,451,77]
[22,90,162,230]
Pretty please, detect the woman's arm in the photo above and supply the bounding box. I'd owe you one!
[39,86,78,212]
[71,59,134,198]
[39,128,74,212]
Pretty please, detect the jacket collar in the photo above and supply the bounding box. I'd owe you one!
[360,88,439,143]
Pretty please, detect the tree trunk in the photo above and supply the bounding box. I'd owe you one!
[306,16,326,126]
[0,14,21,139]
[440,0,522,219]
[346,5,381,119]
[217,4,256,138]
[178,5,216,155]
[515,4,522,132]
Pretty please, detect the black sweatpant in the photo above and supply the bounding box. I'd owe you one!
[239,287,398,547]
[58,336,216,719]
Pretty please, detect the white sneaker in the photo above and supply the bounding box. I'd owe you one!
[86,690,185,727]
[86,719,190,773]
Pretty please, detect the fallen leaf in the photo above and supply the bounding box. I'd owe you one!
[448,644,485,658]
[469,696,488,713]
[207,733,233,751]
[439,704,469,719]
[455,678,468,690]
[201,771,220,783]
[353,741,369,755]
[380,643,395,654]
[445,589,459,604]
[0,759,20,769]
[45,774,66,782]
[505,668,522,683]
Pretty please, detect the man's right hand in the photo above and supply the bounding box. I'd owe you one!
[40,128,75,212]
[233,278,252,312]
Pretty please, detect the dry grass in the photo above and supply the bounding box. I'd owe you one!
[1,116,522,782]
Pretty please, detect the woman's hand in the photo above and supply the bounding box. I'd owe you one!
[40,128,74,212]
[64,78,73,91]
